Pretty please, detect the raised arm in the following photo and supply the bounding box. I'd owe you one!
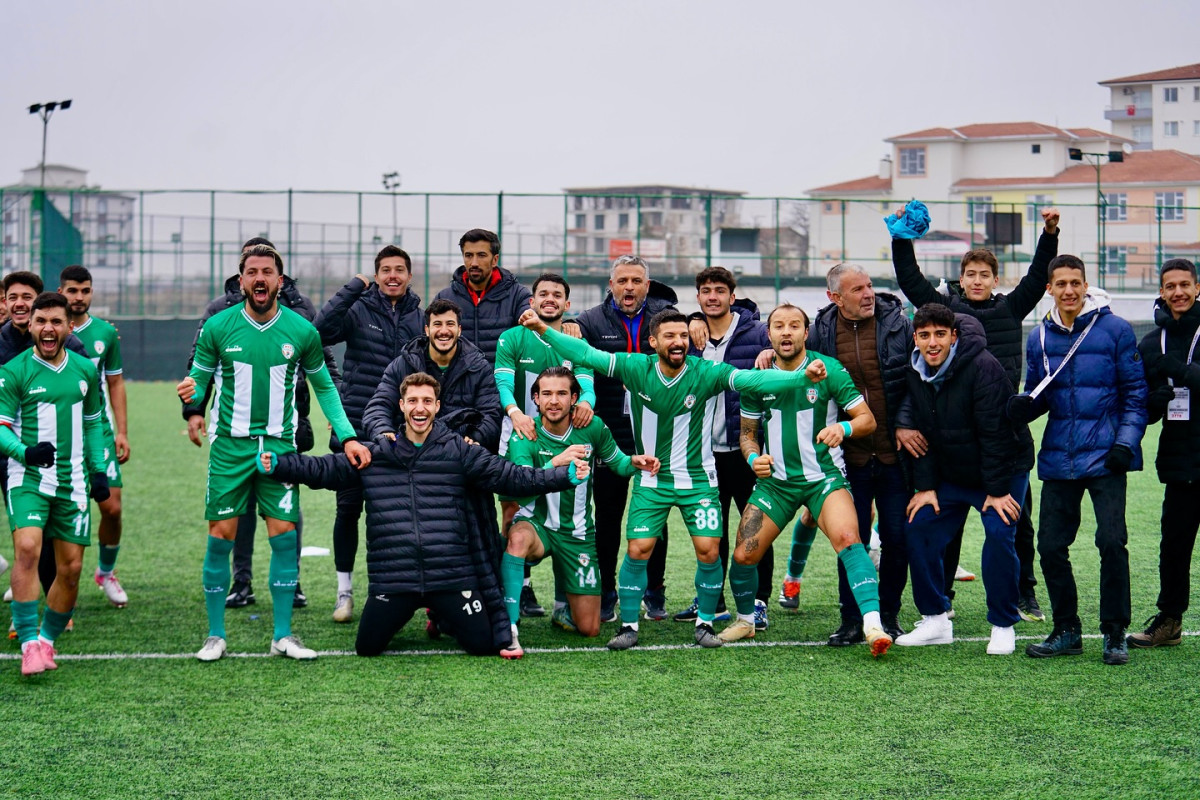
[1006,209,1060,320]
[461,440,577,497]
[314,276,369,346]
[265,450,365,492]
[890,238,944,309]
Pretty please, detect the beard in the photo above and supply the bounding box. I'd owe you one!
[244,283,280,315]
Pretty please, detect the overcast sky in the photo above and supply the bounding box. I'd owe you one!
[5,0,1199,199]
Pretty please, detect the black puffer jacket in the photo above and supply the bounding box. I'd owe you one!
[807,292,911,439]
[270,421,575,648]
[687,299,770,448]
[361,336,502,451]
[575,280,678,452]
[905,314,1034,495]
[435,266,532,364]
[891,231,1058,390]
[1139,297,1200,483]
[314,279,423,434]
[182,273,338,452]
[0,322,87,365]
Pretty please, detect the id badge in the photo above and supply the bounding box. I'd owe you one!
[1168,387,1190,421]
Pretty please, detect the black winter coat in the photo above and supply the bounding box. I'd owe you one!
[314,279,423,435]
[905,314,1034,495]
[892,231,1058,390]
[575,280,679,453]
[435,266,532,364]
[1138,297,1200,483]
[0,322,87,365]
[271,421,575,648]
[361,336,503,451]
[687,299,770,448]
[807,292,912,440]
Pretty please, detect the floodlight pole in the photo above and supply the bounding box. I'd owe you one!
[1069,148,1123,290]
[28,100,73,190]
[382,172,401,244]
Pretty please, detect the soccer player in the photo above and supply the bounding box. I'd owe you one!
[495,273,596,616]
[177,244,370,663]
[519,307,826,650]
[715,304,890,657]
[58,265,131,607]
[0,292,109,675]
[500,367,659,656]
[435,229,532,364]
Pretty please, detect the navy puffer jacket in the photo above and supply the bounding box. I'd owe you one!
[435,266,532,364]
[1023,290,1148,480]
[687,299,770,447]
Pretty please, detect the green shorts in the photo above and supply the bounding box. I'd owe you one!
[515,517,601,596]
[748,473,850,531]
[100,428,123,489]
[205,436,299,522]
[626,487,723,539]
[7,488,91,546]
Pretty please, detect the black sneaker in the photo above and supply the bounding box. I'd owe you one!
[694,622,723,648]
[1025,627,1083,658]
[1017,592,1045,622]
[1127,612,1182,648]
[520,585,545,617]
[881,612,905,640]
[642,588,667,621]
[607,625,638,650]
[1102,629,1129,665]
[827,620,864,647]
[225,580,255,609]
[600,590,618,623]
[292,583,308,609]
[672,597,699,622]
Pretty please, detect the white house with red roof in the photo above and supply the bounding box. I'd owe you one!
[1100,62,1200,153]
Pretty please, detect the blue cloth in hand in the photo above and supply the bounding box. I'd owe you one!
[884,199,931,239]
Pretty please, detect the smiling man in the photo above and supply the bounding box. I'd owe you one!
[435,229,532,364]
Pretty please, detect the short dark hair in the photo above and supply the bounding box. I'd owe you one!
[374,245,412,273]
[531,273,570,299]
[59,265,92,285]
[1048,254,1087,282]
[960,249,999,275]
[532,365,581,402]
[695,266,736,292]
[766,302,809,329]
[912,303,956,330]
[459,229,500,256]
[242,237,275,251]
[3,271,43,295]
[1160,258,1197,286]
[31,291,69,315]
[649,309,688,338]
[239,244,284,274]
[424,297,461,325]
[399,371,441,401]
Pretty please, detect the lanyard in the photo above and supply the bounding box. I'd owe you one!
[1160,324,1200,386]
[1033,315,1098,400]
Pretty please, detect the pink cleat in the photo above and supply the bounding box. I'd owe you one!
[40,640,58,670]
[20,642,46,676]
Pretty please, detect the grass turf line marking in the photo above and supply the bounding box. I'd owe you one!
[2,630,1197,661]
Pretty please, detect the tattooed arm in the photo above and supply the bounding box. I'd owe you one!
[740,415,773,479]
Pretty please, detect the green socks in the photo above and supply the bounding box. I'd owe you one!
[39,607,73,645]
[269,530,299,641]
[11,600,39,645]
[501,553,526,626]
[98,545,120,575]
[202,537,235,639]
[617,555,648,627]
[728,561,759,617]
[695,558,725,623]
[838,543,880,616]
[788,522,817,580]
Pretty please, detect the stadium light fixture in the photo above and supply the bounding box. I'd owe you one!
[1070,147,1124,287]
[27,98,74,189]
[382,171,402,244]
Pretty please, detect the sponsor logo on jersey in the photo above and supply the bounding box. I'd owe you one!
[79,380,89,396]
[27,513,43,521]
[94,341,105,355]
[637,392,652,402]
[757,498,773,510]
[225,346,243,353]
[218,507,236,515]
[281,343,295,359]
[761,394,776,402]
[537,450,555,457]
[684,394,696,409]
[29,387,46,395]
[562,360,573,369]
[519,358,535,365]
[578,552,590,567]
[632,525,650,533]
[806,387,818,403]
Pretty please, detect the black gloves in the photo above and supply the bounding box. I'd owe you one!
[294,416,315,454]
[1006,394,1036,425]
[90,472,110,503]
[1148,384,1176,416]
[1104,444,1134,474]
[1158,355,1187,382]
[25,441,56,468]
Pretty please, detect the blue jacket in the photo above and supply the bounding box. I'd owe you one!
[687,299,770,448]
[1022,290,1148,480]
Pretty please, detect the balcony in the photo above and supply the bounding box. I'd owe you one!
[1105,105,1151,121]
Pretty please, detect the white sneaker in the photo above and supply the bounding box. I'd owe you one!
[270,634,317,660]
[954,565,976,581]
[895,613,953,646]
[0,553,9,578]
[196,636,227,662]
[986,625,1016,655]
[95,568,128,607]
[332,591,354,624]
[3,586,12,603]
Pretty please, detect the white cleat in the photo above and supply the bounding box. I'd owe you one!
[954,565,976,582]
[95,569,128,607]
[895,613,953,646]
[986,625,1016,655]
[270,634,317,660]
[332,591,354,624]
[3,586,12,603]
[196,636,227,662]
[0,553,9,578]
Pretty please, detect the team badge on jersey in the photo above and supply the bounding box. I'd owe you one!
[562,360,573,370]
[281,343,295,359]
[698,497,711,507]
[79,380,89,396]
[581,444,593,459]
[578,552,590,567]
[806,387,818,403]
[94,341,105,355]
[684,394,696,409]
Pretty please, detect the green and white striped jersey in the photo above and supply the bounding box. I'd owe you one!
[189,304,325,441]
[503,416,632,539]
[494,325,594,415]
[71,315,122,432]
[740,352,864,483]
[0,349,104,502]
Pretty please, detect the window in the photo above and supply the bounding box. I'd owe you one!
[644,212,663,227]
[965,196,993,225]
[720,229,757,253]
[1026,194,1053,223]
[1164,87,1179,103]
[1165,120,1180,137]
[1105,193,1127,222]
[898,147,925,176]
[593,237,605,253]
[573,214,585,230]
[594,214,605,230]
[1195,86,1200,102]
[574,236,587,253]
[1194,121,1200,136]
[1132,124,1152,144]
[1104,246,1128,275]
[573,196,583,210]
[669,196,693,210]
[1156,191,1185,222]
[1031,144,1042,154]
[618,213,629,230]
[824,202,834,212]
